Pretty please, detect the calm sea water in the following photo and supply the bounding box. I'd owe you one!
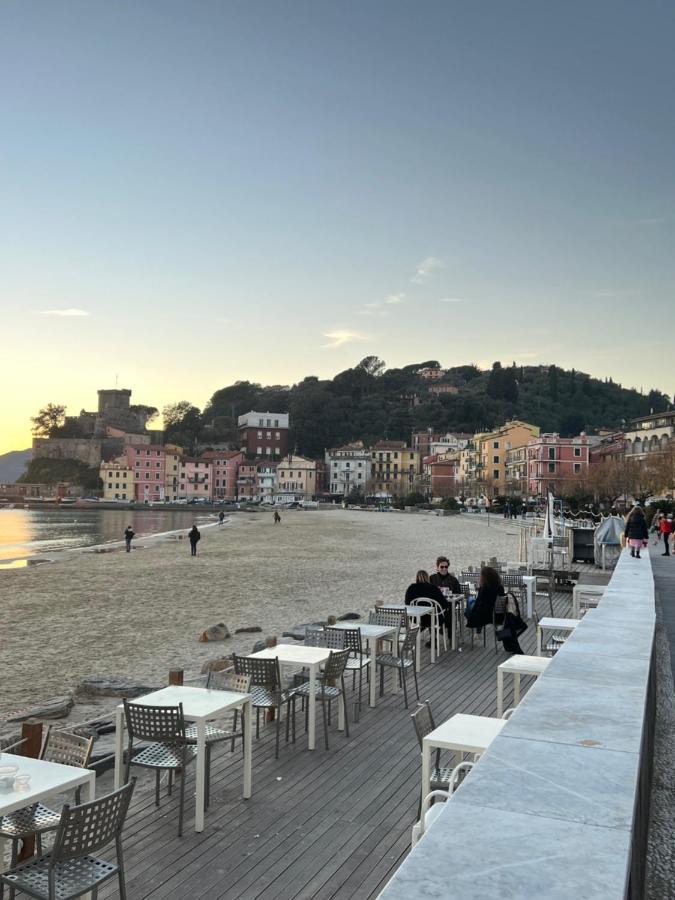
[0,508,215,565]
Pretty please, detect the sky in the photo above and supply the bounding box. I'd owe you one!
[1,0,674,453]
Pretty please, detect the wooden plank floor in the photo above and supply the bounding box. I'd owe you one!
[98,589,575,899]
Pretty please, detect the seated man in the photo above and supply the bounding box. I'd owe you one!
[429,556,462,596]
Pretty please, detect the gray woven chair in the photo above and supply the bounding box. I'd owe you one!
[411,701,454,795]
[291,649,351,750]
[232,655,296,759]
[376,626,419,708]
[123,700,196,837]
[0,729,94,894]
[0,780,135,900]
[303,629,327,647]
[368,607,405,652]
[328,626,369,715]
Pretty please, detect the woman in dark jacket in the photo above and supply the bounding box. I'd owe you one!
[405,570,448,634]
[466,566,505,631]
[624,505,648,559]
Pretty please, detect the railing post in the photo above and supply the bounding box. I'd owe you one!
[169,669,184,686]
[17,722,43,860]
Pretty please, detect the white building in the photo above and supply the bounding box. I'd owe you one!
[429,433,471,455]
[274,455,319,503]
[325,442,371,496]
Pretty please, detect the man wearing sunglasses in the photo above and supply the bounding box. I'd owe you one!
[429,556,461,595]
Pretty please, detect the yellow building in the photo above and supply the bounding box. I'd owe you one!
[477,421,540,494]
[100,456,134,501]
[370,442,421,497]
[163,444,183,501]
[276,455,319,501]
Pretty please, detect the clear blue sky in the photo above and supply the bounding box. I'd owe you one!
[1,0,673,450]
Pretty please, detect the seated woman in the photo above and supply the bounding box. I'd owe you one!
[466,566,526,653]
[405,570,449,641]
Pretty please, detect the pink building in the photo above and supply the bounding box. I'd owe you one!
[126,444,166,502]
[527,433,590,497]
[201,450,244,501]
[179,457,212,500]
[237,463,258,500]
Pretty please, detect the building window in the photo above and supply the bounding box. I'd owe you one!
[574,447,581,457]
[548,447,555,460]
[493,455,499,464]
[548,463,556,473]
[257,447,262,455]
[493,470,499,479]
[493,441,499,449]
[574,463,581,473]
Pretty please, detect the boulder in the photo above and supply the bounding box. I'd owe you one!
[198,623,231,642]
[282,627,307,641]
[6,695,74,722]
[200,657,234,675]
[76,676,159,699]
[234,626,262,634]
[251,640,267,653]
[337,612,361,621]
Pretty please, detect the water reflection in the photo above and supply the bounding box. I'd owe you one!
[0,509,215,561]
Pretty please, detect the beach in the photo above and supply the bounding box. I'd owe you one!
[0,508,518,719]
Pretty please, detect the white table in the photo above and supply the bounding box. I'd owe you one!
[421,714,505,804]
[496,655,551,717]
[522,575,536,619]
[114,685,252,833]
[572,584,606,618]
[0,752,95,873]
[332,622,400,705]
[536,617,580,656]
[248,644,330,752]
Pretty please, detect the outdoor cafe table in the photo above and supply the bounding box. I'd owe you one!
[331,622,401,706]
[248,644,331,752]
[114,685,252,833]
[420,714,506,805]
[535,617,580,656]
[0,751,96,870]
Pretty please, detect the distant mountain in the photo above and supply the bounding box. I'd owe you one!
[0,449,32,483]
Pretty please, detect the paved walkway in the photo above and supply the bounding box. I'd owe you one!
[650,542,675,687]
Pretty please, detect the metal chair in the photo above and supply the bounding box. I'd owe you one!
[329,626,370,716]
[291,649,351,750]
[184,671,251,777]
[368,607,405,652]
[502,573,527,610]
[0,729,94,893]
[376,626,419,708]
[411,701,455,790]
[123,700,195,837]
[0,781,135,900]
[412,598,446,659]
[303,629,327,647]
[232,655,296,759]
[492,593,508,654]
[533,612,567,657]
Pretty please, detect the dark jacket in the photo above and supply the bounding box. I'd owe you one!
[405,581,448,611]
[430,572,462,595]
[466,584,505,629]
[625,513,648,541]
[189,527,201,544]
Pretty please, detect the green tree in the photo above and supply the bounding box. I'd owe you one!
[162,402,203,453]
[30,403,66,437]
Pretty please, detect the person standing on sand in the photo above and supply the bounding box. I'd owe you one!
[273,511,281,524]
[188,524,201,556]
[124,525,134,553]
[218,511,225,525]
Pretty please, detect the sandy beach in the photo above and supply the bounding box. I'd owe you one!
[0,508,518,720]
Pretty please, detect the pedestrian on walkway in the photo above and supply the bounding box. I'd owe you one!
[659,513,673,556]
[188,524,201,556]
[624,504,648,559]
[124,525,134,553]
[218,511,225,525]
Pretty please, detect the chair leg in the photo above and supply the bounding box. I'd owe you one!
[342,679,349,738]
[358,666,363,715]
[379,664,385,697]
[275,706,281,759]
[256,708,260,739]
[205,744,211,809]
[412,665,420,700]
[401,665,409,709]
[167,770,173,796]
[178,760,186,837]
[116,836,127,900]
[231,709,239,753]
[155,769,160,807]
[321,698,329,751]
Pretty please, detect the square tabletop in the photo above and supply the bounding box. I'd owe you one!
[330,623,398,639]
[539,617,580,630]
[498,655,551,676]
[248,645,331,665]
[0,752,94,818]
[116,684,248,720]
[423,714,506,755]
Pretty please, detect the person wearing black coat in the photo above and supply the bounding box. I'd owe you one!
[624,506,648,559]
[429,556,462,596]
[465,566,505,631]
[405,570,448,637]
[188,524,201,557]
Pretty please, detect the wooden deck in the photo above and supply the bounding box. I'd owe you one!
[99,589,576,899]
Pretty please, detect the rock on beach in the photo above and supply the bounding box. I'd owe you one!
[76,676,159,699]
[199,623,231,642]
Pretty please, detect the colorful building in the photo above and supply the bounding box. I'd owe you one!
[126,444,166,502]
[275,455,319,502]
[325,441,371,497]
[237,463,259,501]
[178,457,212,500]
[428,456,459,501]
[504,446,528,496]
[477,421,540,495]
[237,411,289,459]
[202,450,244,501]
[624,411,675,459]
[100,456,135,501]
[527,433,591,497]
[370,442,421,498]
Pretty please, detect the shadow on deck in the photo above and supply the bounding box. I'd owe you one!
[100,590,575,899]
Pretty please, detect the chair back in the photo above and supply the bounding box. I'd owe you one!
[206,670,251,694]
[339,627,363,655]
[460,571,479,584]
[323,627,346,650]
[369,607,406,628]
[400,626,419,658]
[322,649,350,681]
[502,574,524,588]
[493,594,508,623]
[123,700,187,744]
[42,729,93,769]
[50,780,135,864]
[232,654,281,692]
[304,630,327,647]
[410,701,436,750]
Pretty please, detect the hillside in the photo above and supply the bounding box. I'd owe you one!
[162,359,672,458]
[0,448,31,483]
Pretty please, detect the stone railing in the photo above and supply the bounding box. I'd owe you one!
[380,550,656,900]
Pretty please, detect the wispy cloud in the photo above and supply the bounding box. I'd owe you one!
[411,256,444,284]
[322,329,368,349]
[585,288,643,299]
[385,293,405,305]
[439,297,463,304]
[38,308,91,317]
[357,293,406,317]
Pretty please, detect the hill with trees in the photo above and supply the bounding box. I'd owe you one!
[163,359,672,457]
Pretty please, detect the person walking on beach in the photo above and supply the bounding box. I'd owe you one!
[218,511,225,525]
[659,513,673,556]
[124,525,134,553]
[624,504,648,559]
[188,524,201,556]
[273,511,281,524]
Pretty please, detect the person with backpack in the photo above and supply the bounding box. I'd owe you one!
[188,524,201,557]
[124,525,134,553]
